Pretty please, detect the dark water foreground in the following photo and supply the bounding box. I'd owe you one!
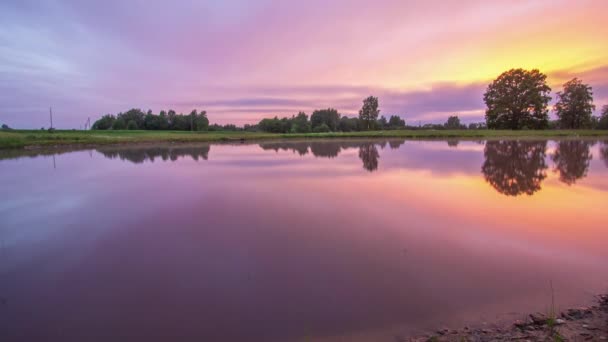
[1,139,607,341]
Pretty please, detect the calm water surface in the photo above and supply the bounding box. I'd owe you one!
[1,139,607,341]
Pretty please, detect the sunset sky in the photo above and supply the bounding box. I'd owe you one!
[1,0,608,128]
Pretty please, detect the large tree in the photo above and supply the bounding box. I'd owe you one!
[483,69,551,129]
[358,96,380,130]
[554,78,595,129]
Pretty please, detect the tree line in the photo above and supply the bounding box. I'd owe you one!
[91,68,608,132]
[92,109,209,131]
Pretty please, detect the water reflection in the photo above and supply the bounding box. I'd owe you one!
[551,140,593,185]
[601,141,608,168]
[481,140,548,196]
[358,143,380,172]
[1,139,604,196]
[98,145,210,164]
[1,138,607,342]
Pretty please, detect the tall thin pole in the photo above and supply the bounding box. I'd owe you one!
[49,107,53,129]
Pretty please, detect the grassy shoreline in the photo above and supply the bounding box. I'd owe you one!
[1,129,607,149]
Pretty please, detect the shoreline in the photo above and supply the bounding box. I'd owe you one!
[408,294,608,341]
[1,129,608,150]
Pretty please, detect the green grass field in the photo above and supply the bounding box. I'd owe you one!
[1,129,607,149]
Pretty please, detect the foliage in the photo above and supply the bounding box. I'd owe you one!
[387,115,406,129]
[112,118,127,130]
[258,116,291,133]
[444,115,465,129]
[1,124,11,130]
[311,108,341,131]
[126,120,138,130]
[92,114,116,130]
[92,108,208,131]
[598,105,608,130]
[291,112,311,133]
[484,69,551,129]
[554,78,595,129]
[358,96,380,130]
[338,116,360,132]
[312,123,331,133]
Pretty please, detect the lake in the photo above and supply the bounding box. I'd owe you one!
[1,139,607,341]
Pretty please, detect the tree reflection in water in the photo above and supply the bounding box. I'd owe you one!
[481,140,548,196]
[358,143,380,172]
[259,140,389,172]
[600,141,608,168]
[97,145,210,164]
[551,140,593,185]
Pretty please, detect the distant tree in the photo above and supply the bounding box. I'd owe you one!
[158,111,170,130]
[312,123,331,133]
[552,140,593,185]
[377,115,388,129]
[291,112,311,133]
[482,140,548,196]
[358,96,380,130]
[118,109,145,128]
[144,112,159,130]
[126,120,138,130]
[484,69,551,129]
[1,123,11,130]
[444,115,463,129]
[92,114,116,130]
[387,115,406,129]
[338,116,360,132]
[112,118,127,130]
[311,109,340,131]
[194,110,209,131]
[598,105,608,130]
[554,78,595,129]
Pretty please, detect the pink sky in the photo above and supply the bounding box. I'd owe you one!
[1,0,607,128]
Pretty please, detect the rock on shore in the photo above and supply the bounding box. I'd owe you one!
[408,294,608,341]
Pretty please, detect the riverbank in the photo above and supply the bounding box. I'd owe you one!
[408,294,608,341]
[1,129,607,149]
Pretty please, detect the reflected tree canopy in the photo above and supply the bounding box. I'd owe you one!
[259,142,309,156]
[551,140,593,185]
[447,139,460,148]
[258,140,396,172]
[482,140,548,196]
[599,141,608,168]
[97,145,210,164]
[358,143,380,172]
[388,140,405,150]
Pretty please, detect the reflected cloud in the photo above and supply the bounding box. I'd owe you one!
[551,140,593,185]
[481,141,548,196]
